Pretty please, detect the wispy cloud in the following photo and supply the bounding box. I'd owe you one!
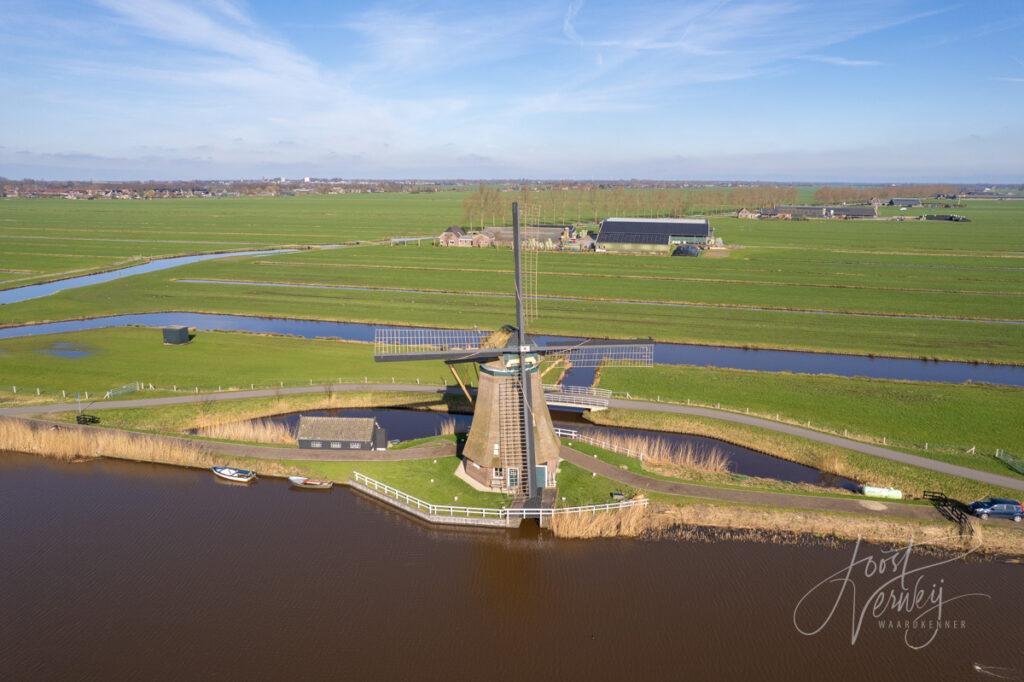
[799,55,882,67]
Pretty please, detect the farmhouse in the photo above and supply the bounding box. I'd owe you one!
[438,227,467,246]
[889,198,922,207]
[737,208,759,219]
[596,217,713,254]
[296,416,387,451]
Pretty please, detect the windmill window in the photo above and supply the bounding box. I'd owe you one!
[493,467,504,479]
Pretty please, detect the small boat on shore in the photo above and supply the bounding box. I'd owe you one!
[288,476,333,490]
[211,466,256,483]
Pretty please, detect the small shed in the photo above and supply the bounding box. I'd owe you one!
[162,326,191,345]
[296,416,386,451]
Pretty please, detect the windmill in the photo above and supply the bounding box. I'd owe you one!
[374,202,652,501]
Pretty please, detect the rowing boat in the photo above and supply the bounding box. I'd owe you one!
[288,476,333,490]
[211,466,256,483]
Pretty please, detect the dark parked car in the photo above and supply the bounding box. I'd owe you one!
[969,498,1023,522]
[75,414,100,425]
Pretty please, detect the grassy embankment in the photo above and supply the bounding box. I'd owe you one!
[598,365,1024,478]
[0,193,463,289]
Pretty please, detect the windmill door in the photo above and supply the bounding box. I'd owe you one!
[534,465,546,489]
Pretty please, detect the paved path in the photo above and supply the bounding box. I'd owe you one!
[3,382,1022,491]
[559,445,941,522]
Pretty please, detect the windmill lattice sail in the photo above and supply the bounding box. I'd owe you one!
[547,342,654,367]
[374,328,488,358]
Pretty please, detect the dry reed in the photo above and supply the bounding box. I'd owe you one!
[549,503,650,538]
[437,418,459,436]
[0,418,298,477]
[581,429,730,474]
[195,419,294,444]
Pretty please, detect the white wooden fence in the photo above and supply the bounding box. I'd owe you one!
[352,472,647,520]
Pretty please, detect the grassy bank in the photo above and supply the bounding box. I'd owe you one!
[0,328,449,402]
[598,365,1024,474]
[551,498,1024,557]
[585,408,1022,502]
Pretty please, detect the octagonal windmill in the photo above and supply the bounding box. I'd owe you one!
[374,203,652,500]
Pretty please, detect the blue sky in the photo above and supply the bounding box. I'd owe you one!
[2,0,1023,181]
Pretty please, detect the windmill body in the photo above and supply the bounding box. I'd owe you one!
[374,202,652,501]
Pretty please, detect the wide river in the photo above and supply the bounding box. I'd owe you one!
[1,453,1020,680]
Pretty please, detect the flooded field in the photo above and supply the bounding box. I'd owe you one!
[0,452,1019,680]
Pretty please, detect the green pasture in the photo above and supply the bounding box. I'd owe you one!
[0,328,447,400]
[598,365,1024,476]
[0,193,464,288]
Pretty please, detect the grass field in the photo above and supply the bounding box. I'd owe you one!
[598,365,1024,475]
[2,195,1022,362]
[0,193,463,288]
[587,408,1022,502]
[0,328,447,401]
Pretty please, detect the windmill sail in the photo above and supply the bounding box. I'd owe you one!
[374,328,491,361]
[543,340,654,367]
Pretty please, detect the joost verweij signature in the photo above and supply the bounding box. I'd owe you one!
[792,537,989,649]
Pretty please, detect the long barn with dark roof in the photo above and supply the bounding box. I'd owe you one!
[596,218,713,254]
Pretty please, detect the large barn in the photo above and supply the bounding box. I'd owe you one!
[596,218,713,254]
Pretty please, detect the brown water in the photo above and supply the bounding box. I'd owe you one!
[1,452,1021,680]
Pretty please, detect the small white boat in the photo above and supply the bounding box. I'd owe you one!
[211,466,256,483]
[288,475,333,490]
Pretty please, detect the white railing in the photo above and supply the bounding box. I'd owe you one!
[543,384,612,409]
[554,427,645,461]
[352,472,647,520]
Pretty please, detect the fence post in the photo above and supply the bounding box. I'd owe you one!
[11,386,15,394]
[62,390,66,399]
[36,388,40,395]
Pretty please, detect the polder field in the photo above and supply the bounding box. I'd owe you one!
[2,195,1022,364]
[0,193,459,289]
[2,192,1024,491]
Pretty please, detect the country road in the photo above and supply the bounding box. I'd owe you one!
[2,381,1022,492]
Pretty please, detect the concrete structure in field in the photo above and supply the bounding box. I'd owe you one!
[296,416,387,451]
[162,326,191,345]
[596,217,713,254]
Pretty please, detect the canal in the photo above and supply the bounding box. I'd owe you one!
[0,452,1019,680]
[2,312,1022,387]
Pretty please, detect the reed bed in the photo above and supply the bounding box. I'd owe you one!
[195,419,294,445]
[549,502,650,538]
[580,429,730,474]
[0,418,298,476]
[437,418,459,436]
